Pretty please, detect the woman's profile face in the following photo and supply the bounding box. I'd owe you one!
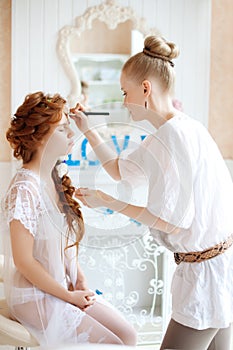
[120,72,148,121]
[41,113,75,161]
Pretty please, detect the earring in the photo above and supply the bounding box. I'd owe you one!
[145,101,148,109]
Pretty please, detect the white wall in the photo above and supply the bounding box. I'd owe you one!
[0,162,12,257]
[12,0,211,126]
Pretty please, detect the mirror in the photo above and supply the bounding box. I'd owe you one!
[57,0,157,107]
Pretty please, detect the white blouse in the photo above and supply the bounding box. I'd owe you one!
[119,113,233,329]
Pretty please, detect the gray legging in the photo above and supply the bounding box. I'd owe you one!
[160,319,232,350]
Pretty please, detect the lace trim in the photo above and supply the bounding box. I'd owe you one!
[62,303,85,329]
[60,303,90,343]
[3,170,46,237]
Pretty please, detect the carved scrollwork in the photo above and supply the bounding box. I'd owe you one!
[56,0,157,105]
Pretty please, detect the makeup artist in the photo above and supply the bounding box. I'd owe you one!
[70,34,233,350]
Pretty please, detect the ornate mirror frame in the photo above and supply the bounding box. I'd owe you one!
[57,0,157,105]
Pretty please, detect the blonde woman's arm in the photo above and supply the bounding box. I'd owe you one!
[70,105,121,181]
[75,188,180,234]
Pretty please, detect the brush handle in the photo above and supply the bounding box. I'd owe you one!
[69,112,109,116]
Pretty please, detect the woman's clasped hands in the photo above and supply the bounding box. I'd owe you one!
[68,289,96,311]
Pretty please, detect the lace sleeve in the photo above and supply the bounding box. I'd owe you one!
[4,182,43,237]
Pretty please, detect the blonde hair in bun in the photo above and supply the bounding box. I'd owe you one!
[144,35,179,61]
[122,35,179,92]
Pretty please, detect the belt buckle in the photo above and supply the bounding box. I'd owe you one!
[174,252,182,265]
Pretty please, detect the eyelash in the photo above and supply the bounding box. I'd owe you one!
[122,92,126,96]
[58,126,70,132]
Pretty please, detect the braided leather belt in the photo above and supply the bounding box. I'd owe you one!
[174,234,233,265]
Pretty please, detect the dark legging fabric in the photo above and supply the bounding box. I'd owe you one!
[160,319,232,350]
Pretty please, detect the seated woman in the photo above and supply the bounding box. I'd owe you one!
[1,91,137,347]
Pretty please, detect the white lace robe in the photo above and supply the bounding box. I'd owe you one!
[1,168,92,345]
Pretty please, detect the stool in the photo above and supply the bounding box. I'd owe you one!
[0,298,38,347]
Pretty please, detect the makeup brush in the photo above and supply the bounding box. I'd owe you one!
[69,112,110,117]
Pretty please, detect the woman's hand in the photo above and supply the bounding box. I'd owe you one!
[69,102,90,134]
[75,188,114,208]
[68,289,96,311]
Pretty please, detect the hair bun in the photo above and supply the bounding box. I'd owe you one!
[144,35,179,60]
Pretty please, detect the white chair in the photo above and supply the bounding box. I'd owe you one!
[0,254,38,347]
